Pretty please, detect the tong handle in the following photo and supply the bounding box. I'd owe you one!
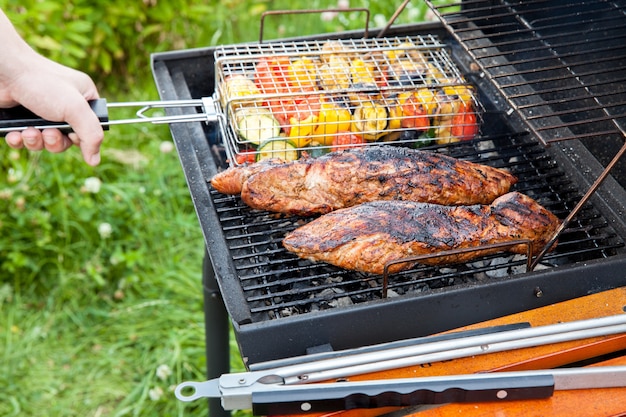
[0,98,109,135]
[252,374,555,415]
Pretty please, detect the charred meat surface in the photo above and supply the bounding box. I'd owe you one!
[282,192,560,274]
[211,146,517,216]
[210,158,285,195]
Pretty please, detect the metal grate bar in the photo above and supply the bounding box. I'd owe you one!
[426,0,626,145]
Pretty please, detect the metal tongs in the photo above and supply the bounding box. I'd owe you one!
[0,97,219,134]
[175,314,626,415]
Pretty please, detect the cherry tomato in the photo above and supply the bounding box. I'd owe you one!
[271,95,321,137]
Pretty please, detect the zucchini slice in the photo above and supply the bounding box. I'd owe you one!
[352,100,389,141]
[235,108,280,146]
[256,139,299,162]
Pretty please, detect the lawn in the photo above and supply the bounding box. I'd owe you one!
[0,1,434,416]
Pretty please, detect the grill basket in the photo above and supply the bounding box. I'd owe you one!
[213,35,482,165]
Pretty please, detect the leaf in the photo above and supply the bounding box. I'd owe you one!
[98,49,112,74]
[29,35,62,52]
[66,20,93,33]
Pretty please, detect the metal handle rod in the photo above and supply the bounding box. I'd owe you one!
[0,97,217,133]
[106,99,203,108]
[258,8,370,42]
[282,322,626,384]
[0,114,213,133]
[218,314,626,388]
[377,0,411,38]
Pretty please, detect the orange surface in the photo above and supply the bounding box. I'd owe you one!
[272,287,626,417]
[409,354,626,417]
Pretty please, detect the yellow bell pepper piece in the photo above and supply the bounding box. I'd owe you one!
[442,85,474,104]
[313,99,352,146]
[288,114,319,148]
[287,58,318,90]
[414,88,438,115]
[350,58,377,86]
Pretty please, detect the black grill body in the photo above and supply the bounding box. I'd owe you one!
[152,6,626,366]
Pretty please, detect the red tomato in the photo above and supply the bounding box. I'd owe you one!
[234,149,256,165]
[267,98,293,129]
[451,102,479,141]
[290,95,321,122]
[331,131,366,152]
[254,56,291,95]
[269,95,321,136]
[400,94,430,130]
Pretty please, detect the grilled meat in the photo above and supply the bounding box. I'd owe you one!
[210,158,284,195]
[282,192,560,274]
[215,145,516,216]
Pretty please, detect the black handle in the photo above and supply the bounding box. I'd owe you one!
[252,374,555,415]
[0,98,109,135]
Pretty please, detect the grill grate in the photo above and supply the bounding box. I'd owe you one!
[209,124,624,322]
[426,0,626,146]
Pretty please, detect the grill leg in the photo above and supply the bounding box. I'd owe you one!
[202,249,231,417]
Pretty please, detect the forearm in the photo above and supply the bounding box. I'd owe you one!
[0,9,28,54]
[0,10,40,105]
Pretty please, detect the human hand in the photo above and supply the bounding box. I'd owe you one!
[0,9,104,166]
[1,56,104,166]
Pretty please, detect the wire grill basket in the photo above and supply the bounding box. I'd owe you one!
[213,35,482,165]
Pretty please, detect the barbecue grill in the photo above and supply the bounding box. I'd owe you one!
[150,0,626,406]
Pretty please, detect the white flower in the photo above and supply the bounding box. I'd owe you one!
[156,364,172,381]
[321,11,337,21]
[0,189,13,200]
[98,222,112,239]
[7,168,21,183]
[373,14,388,28]
[148,386,163,401]
[425,9,438,21]
[83,177,102,193]
[159,141,175,154]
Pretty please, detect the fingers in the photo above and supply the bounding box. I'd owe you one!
[5,130,25,149]
[42,128,74,153]
[4,100,105,165]
[5,127,74,154]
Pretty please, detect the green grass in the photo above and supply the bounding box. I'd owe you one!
[0,85,226,417]
[0,1,436,415]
